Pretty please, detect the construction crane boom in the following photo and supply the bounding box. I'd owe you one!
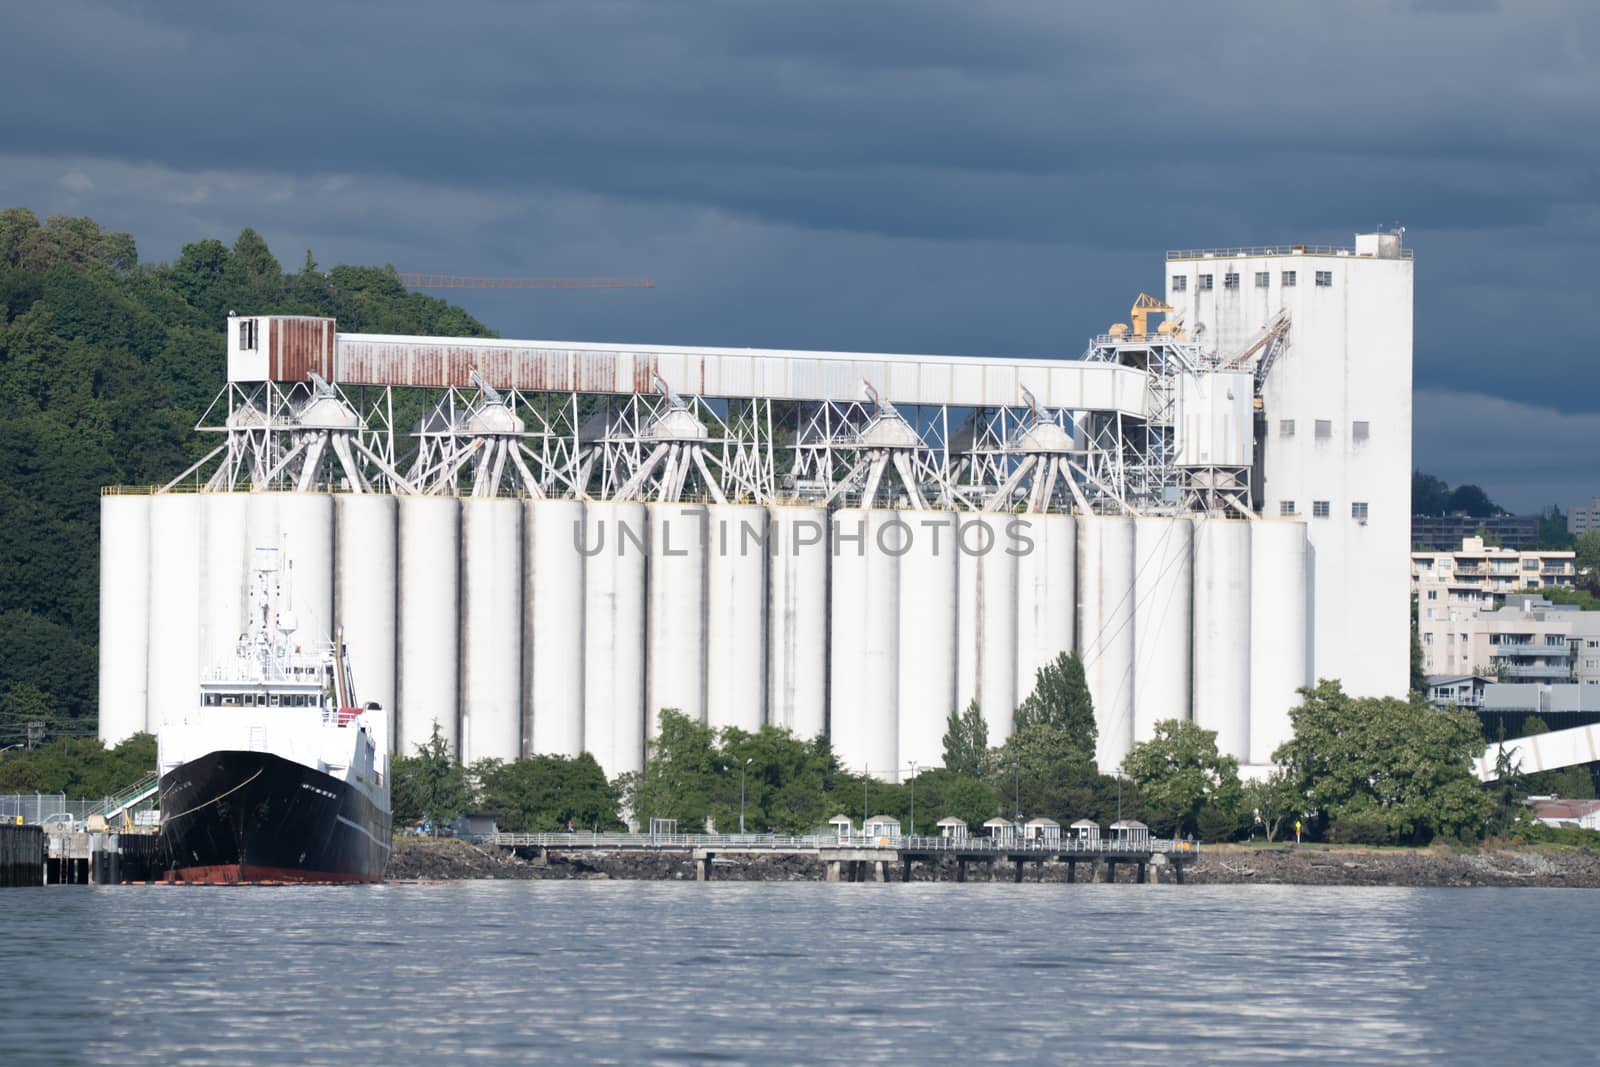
[401,274,654,290]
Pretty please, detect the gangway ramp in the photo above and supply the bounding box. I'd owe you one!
[1476,725,1600,782]
[94,772,159,827]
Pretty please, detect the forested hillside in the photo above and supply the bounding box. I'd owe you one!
[0,208,492,744]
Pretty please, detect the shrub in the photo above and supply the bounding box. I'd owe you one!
[1327,809,1393,845]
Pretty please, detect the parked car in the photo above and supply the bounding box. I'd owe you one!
[41,812,80,833]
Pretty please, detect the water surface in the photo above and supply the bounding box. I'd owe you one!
[4,882,1590,1064]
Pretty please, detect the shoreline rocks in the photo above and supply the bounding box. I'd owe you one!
[386,839,1600,887]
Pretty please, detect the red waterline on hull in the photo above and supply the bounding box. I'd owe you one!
[167,864,379,886]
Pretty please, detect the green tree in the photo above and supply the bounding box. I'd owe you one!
[1576,530,1600,593]
[1535,506,1574,549]
[0,207,41,268]
[716,725,838,834]
[1122,719,1244,839]
[231,227,282,287]
[1274,681,1491,843]
[1410,598,1427,696]
[1242,768,1298,843]
[1448,484,1502,518]
[390,723,469,829]
[1012,651,1097,760]
[1412,471,1451,517]
[627,709,723,831]
[908,767,997,830]
[0,732,155,797]
[475,753,623,832]
[991,722,1121,828]
[941,699,988,777]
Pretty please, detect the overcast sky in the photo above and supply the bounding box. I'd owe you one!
[3,0,1597,512]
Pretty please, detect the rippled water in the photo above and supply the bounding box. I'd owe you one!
[4,882,1592,1065]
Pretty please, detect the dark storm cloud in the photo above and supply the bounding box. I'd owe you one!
[2,0,1598,506]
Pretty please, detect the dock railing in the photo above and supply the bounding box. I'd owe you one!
[485,830,1198,855]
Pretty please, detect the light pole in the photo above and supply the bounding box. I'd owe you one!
[863,764,870,833]
[1013,757,1022,824]
[1116,765,1123,823]
[739,757,752,834]
[908,761,918,838]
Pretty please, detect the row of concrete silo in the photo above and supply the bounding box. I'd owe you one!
[99,491,1310,778]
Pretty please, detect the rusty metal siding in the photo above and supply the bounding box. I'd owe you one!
[266,317,335,383]
[328,334,1149,415]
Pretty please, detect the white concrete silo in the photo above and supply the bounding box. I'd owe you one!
[830,509,900,780]
[897,510,957,773]
[1014,512,1076,706]
[198,492,249,678]
[1133,516,1194,742]
[276,493,336,652]
[956,512,1019,741]
[334,494,397,740]
[584,501,647,776]
[646,502,708,728]
[1193,517,1252,762]
[396,495,460,757]
[145,493,202,734]
[459,497,523,764]
[524,498,585,757]
[1249,519,1310,766]
[977,514,1019,742]
[98,493,151,744]
[706,504,768,733]
[1078,514,1136,771]
[767,505,829,739]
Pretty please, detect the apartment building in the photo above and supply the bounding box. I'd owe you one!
[1413,536,1575,608]
[1419,595,1600,683]
[1571,498,1600,535]
[1412,513,1540,550]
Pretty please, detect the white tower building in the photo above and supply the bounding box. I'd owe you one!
[1166,232,1414,699]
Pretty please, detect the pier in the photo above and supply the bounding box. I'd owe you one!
[488,831,1198,884]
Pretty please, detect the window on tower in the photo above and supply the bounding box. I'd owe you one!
[1316,270,1333,287]
[1282,271,1297,287]
[1280,501,1297,516]
[1315,419,1332,439]
[1171,275,1187,291]
[1224,272,1240,289]
[1352,501,1369,521]
[1254,272,1269,288]
[1352,420,1370,442]
[1199,274,1214,290]
[1313,500,1330,518]
[1279,419,1295,437]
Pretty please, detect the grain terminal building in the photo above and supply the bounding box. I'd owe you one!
[99,231,1413,780]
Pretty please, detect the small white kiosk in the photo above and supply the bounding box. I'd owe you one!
[828,814,854,843]
[863,815,901,842]
[935,816,968,844]
[983,817,1018,847]
[1024,817,1062,847]
[1110,819,1150,849]
[1069,818,1101,845]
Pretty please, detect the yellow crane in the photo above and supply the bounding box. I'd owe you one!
[1129,292,1173,337]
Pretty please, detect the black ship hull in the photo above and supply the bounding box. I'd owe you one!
[158,750,391,884]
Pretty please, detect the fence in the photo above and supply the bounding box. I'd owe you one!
[0,794,115,826]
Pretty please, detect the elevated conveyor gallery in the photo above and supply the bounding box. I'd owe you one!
[1476,725,1600,783]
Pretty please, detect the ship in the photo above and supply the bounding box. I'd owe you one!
[157,546,391,884]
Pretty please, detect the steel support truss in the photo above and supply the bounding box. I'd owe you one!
[173,337,1261,520]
